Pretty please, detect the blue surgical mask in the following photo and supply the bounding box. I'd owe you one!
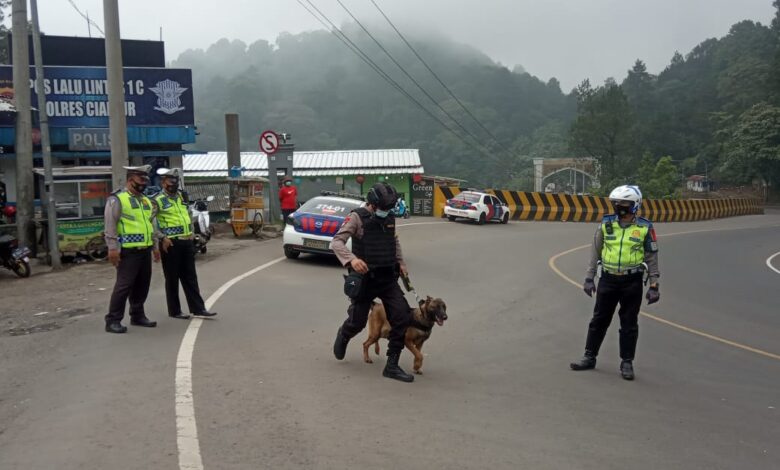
[375,209,390,218]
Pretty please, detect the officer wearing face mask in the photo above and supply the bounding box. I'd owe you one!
[570,185,660,380]
[330,182,414,383]
[152,168,216,320]
[103,165,160,334]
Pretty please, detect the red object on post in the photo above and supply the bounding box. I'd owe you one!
[355,175,365,184]
[412,174,423,183]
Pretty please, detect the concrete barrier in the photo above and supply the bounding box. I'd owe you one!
[433,187,764,222]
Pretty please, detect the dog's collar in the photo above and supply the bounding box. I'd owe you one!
[410,306,435,333]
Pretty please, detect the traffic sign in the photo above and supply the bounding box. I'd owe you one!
[259,130,279,155]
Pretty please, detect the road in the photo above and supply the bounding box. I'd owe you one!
[0,213,778,470]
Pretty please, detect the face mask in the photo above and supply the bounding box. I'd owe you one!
[164,180,178,193]
[375,209,390,218]
[130,179,147,194]
[615,205,633,217]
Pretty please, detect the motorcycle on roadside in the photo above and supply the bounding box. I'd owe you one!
[189,195,215,254]
[0,233,32,278]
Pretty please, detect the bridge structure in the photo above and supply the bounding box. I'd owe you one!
[533,157,598,193]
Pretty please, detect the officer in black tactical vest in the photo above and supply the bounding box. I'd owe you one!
[330,182,414,382]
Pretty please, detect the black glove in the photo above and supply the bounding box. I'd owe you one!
[646,286,660,305]
[583,278,596,297]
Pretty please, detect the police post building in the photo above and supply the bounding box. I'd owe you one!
[0,35,194,254]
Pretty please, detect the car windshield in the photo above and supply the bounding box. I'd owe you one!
[298,197,361,216]
[453,192,481,203]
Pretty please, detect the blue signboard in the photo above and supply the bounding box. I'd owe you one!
[0,66,194,127]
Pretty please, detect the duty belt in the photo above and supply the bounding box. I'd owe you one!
[161,226,186,236]
[603,266,644,276]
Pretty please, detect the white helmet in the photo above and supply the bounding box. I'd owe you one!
[608,185,642,213]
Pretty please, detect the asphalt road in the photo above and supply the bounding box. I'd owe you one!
[0,213,778,470]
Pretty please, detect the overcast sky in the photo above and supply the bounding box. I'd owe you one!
[25,0,778,90]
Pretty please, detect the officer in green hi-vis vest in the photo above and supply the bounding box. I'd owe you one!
[153,168,216,319]
[570,185,660,380]
[104,165,160,334]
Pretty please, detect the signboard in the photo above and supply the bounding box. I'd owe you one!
[259,130,279,155]
[0,66,194,127]
[68,128,111,151]
[411,180,434,216]
[57,219,105,254]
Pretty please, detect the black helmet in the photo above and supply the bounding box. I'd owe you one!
[367,182,398,210]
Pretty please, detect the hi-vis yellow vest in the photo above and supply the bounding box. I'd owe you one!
[153,192,192,239]
[600,216,654,273]
[116,190,154,248]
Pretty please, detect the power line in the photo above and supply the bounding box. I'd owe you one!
[335,0,494,155]
[297,0,504,166]
[369,0,516,159]
[67,0,104,36]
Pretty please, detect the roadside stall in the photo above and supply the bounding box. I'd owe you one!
[33,166,111,259]
[228,176,270,237]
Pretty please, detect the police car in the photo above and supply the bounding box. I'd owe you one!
[444,190,510,225]
[282,192,364,259]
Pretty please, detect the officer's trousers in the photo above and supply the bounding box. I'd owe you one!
[106,247,152,323]
[585,272,643,360]
[340,269,411,356]
[161,239,206,315]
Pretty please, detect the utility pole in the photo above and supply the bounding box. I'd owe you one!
[30,0,61,268]
[12,0,33,249]
[103,0,129,191]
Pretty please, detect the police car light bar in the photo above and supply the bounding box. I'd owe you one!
[320,190,365,201]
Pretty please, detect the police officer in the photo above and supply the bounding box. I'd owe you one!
[104,166,159,333]
[330,182,414,383]
[153,168,217,320]
[570,185,660,380]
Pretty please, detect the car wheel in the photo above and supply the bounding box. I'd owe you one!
[447,216,456,221]
[477,213,486,225]
[284,246,300,259]
[501,213,509,224]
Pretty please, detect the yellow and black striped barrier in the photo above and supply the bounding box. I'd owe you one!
[433,187,763,222]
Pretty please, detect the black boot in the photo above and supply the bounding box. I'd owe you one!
[383,353,414,383]
[620,360,635,380]
[570,351,597,371]
[105,322,127,334]
[333,327,350,360]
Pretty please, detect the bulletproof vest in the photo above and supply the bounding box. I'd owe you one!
[352,208,397,268]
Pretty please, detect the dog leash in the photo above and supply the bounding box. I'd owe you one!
[401,272,421,304]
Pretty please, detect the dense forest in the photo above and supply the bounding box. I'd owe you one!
[174,2,780,196]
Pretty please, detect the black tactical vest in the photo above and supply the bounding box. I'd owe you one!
[352,208,397,268]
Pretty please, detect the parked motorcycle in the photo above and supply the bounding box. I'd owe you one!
[0,233,32,278]
[394,198,411,219]
[190,195,215,254]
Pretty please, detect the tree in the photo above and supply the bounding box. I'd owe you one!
[569,80,637,184]
[636,154,681,198]
[720,102,780,187]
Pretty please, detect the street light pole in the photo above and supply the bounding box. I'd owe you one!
[103,0,129,191]
[30,0,61,269]
[11,0,33,248]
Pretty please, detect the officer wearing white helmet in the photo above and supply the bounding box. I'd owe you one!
[570,185,660,380]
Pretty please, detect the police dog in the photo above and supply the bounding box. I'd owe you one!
[362,296,448,374]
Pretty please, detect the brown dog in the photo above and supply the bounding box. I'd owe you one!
[362,296,448,374]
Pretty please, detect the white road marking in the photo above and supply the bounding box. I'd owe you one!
[766,251,780,275]
[175,256,286,470]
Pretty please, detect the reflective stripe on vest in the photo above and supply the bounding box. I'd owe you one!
[601,222,648,272]
[117,191,154,248]
[154,192,192,239]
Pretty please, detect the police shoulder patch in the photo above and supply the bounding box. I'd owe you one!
[636,216,653,227]
[602,214,617,224]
